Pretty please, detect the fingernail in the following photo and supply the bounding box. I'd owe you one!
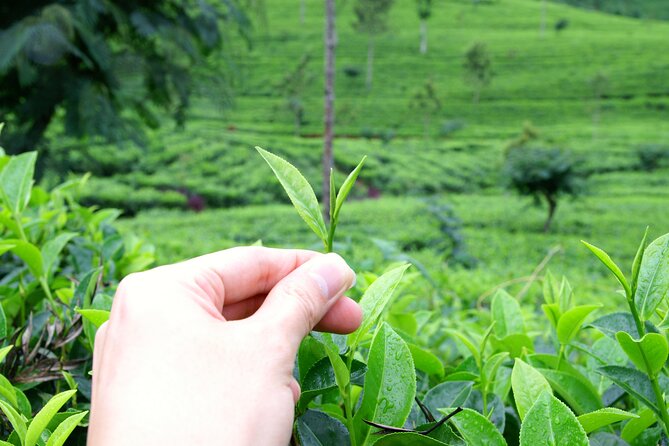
[309,253,355,300]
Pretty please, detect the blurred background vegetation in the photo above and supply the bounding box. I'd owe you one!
[1,0,668,305]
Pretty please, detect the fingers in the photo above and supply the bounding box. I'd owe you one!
[253,253,356,347]
[222,294,362,334]
[175,247,320,312]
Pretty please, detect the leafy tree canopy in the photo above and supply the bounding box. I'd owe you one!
[0,0,249,154]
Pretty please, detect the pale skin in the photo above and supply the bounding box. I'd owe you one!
[88,247,360,445]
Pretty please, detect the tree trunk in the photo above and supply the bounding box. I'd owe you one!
[419,19,428,54]
[543,195,557,233]
[366,38,374,91]
[540,0,546,36]
[322,0,336,222]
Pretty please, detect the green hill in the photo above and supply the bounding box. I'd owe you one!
[554,0,669,20]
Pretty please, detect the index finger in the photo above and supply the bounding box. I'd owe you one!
[178,246,320,310]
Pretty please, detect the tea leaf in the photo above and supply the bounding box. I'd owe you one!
[333,156,366,223]
[630,227,649,293]
[620,408,656,443]
[0,345,12,364]
[634,233,669,320]
[519,392,588,446]
[482,352,509,385]
[491,333,533,358]
[597,366,659,416]
[45,411,88,446]
[0,151,36,215]
[0,299,6,340]
[299,357,367,412]
[408,343,444,377]
[588,432,631,446]
[25,389,77,446]
[76,309,110,329]
[541,303,561,329]
[8,240,44,279]
[537,368,602,415]
[42,233,76,277]
[581,241,631,297]
[511,358,551,421]
[0,399,26,442]
[298,336,326,382]
[0,374,17,408]
[353,323,415,446]
[320,333,350,396]
[256,147,328,243]
[577,407,638,433]
[350,264,410,347]
[615,331,668,376]
[441,408,505,446]
[296,410,350,446]
[557,304,600,345]
[491,289,525,338]
[372,433,449,445]
[422,381,473,421]
[587,312,658,340]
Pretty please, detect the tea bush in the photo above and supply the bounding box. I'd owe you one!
[0,147,155,444]
[258,149,669,446]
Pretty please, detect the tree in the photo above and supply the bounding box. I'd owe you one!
[322,0,336,221]
[408,78,441,139]
[416,0,432,54]
[352,0,394,91]
[463,42,493,103]
[504,147,582,232]
[276,54,313,135]
[0,1,249,154]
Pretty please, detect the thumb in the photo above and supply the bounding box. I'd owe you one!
[254,253,356,347]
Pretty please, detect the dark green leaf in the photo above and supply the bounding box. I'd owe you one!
[298,336,326,382]
[0,151,37,215]
[353,323,415,446]
[589,432,631,446]
[299,357,366,412]
[256,147,327,243]
[0,299,6,339]
[597,366,659,416]
[634,233,669,320]
[42,233,76,277]
[296,410,350,446]
[519,391,588,446]
[615,331,668,376]
[372,432,449,445]
[587,312,658,340]
[538,368,602,414]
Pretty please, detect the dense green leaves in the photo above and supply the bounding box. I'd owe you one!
[615,331,668,376]
[511,358,551,421]
[297,410,350,446]
[0,400,26,442]
[597,366,659,415]
[538,368,602,414]
[45,411,88,446]
[353,323,416,446]
[634,233,669,319]
[25,390,77,446]
[256,147,328,243]
[519,392,588,446]
[588,312,658,340]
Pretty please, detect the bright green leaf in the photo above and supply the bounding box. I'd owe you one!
[541,303,561,329]
[511,358,551,421]
[0,151,37,215]
[620,408,656,443]
[440,408,505,446]
[634,233,669,320]
[557,305,600,345]
[0,301,7,340]
[0,374,17,408]
[581,240,631,297]
[353,323,415,446]
[631,227,649,293]
[333,156,366,223]
[256,147,328,243]
[519,392,588,446]
[408,343,444,377]
[45,411,88,446]
[491,289,525,338]
[0,399,27,443]
[577,408,638,433]
[615,331,668,376]
[76,309,110,329]
[41,233,76,277]
[25,389,77,446]
[537,368,602,415]
[8,240,44,279]
[350,264,410,347]
[372,433,449,445]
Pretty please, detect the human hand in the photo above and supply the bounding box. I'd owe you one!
[87,247,359,445]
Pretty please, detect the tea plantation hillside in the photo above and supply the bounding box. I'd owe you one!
[47,0,669,211]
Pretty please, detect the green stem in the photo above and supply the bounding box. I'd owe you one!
[345,348,358,446]
[627,297,645,338]
[649,374,669,438]
[556,344,566,370]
